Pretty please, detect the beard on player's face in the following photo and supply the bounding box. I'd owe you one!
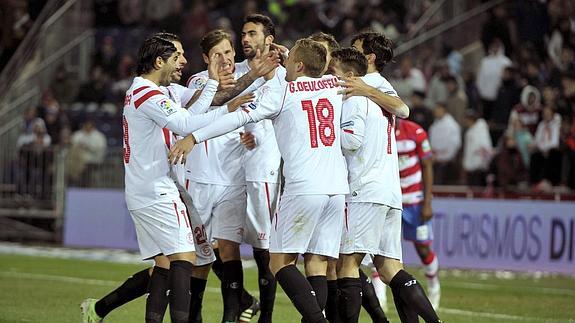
[243,43,266,59]
[244,41,266,59]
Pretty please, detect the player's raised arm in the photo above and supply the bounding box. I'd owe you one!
[181,52,223,112]
[138,93,228,137]
[182,80,219,113]
[340,76,409,119]
[211,49,280,106]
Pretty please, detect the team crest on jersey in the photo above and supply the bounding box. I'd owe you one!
[157,98,177,116]
[259,85,269,95]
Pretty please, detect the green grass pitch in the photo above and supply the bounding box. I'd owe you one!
[0,254,574,322]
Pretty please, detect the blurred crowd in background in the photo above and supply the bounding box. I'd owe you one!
[2,0,575,193]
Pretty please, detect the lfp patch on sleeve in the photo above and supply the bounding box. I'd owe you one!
[190,77,208,90]
[157,98,177,116]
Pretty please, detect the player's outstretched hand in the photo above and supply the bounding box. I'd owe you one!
[168,135,196,165]
[252,49,280,80]
[207,52,222,82]
[240,132,256,150]
[421,202,433,223]
[338,76,371,100]
[228,93,255,112]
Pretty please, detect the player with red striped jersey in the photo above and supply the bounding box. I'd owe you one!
[395,119,441,310]
[169,38,348,323]
[121,33,232,323]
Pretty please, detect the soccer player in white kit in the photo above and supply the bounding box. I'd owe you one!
[169,39,348,323]
[339,32,441,323]
[329,47,397,323]
[80,32,223,323]
[121,34,233,323]
[184,28,279,323]
[239,14,284,323]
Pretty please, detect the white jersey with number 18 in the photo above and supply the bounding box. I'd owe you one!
[273,75,348,195]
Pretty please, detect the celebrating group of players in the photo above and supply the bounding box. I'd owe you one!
[81,13,442,323]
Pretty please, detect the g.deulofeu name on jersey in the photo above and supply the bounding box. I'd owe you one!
[288,76,339,93]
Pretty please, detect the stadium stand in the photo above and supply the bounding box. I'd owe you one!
[0,0,574,241]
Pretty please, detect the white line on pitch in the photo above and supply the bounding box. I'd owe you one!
[443,281,575,296]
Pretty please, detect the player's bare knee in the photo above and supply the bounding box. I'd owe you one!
[191,263,212,279]
[374,256,403,284]
[303,253,328,277]
[217,239,241,262]
[154,255,171,269]
[414,242,431,259]
[269,253,297,275]
[327,259,338,280]
[336,254,362,278]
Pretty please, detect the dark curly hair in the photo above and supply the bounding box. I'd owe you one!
[351,32,394,72]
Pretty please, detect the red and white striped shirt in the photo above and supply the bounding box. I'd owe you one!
[395,120,432,206]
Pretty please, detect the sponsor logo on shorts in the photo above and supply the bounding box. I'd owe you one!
[236,228,244,236]
[257,233,267,240]
[201,244,212,256]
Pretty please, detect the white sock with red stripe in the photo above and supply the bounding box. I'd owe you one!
[422,251,440,291]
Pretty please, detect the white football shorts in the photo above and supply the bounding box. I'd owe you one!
[244,181,280,249]
[186,180,247,246]
[270,194,345,258]
[130,198,195,261]
[340,202,402,262]
[176,181,215,266]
